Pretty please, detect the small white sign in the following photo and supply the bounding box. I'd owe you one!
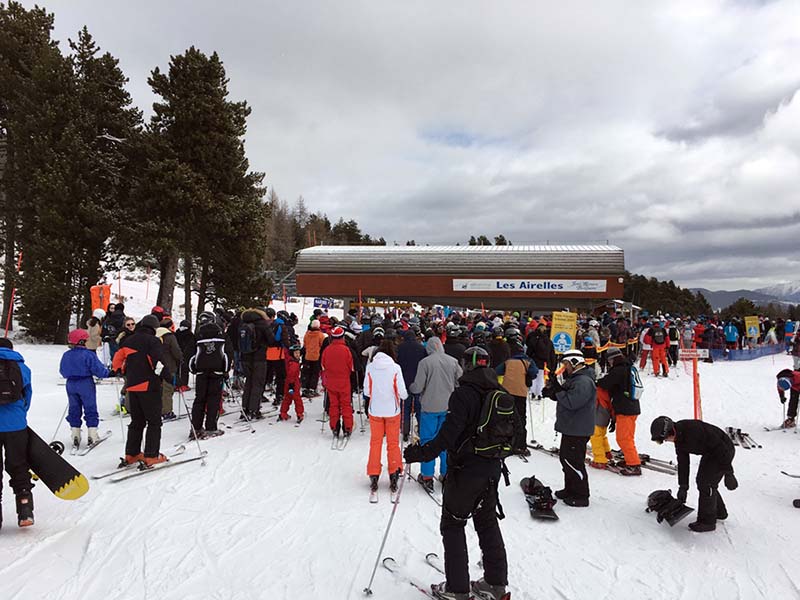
[452,279,607,293]
[679,348,709,359]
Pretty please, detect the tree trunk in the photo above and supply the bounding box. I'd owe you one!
[197,256,210,318]
[183,255,193,326]
[2,213,16,333]
[156,251,179,312]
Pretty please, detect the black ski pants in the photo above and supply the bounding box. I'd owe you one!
[559,434,590,500]
[302,359,321,391]
[0,429,31,497]
[243,359,267,414]
[192,374,223,432]
[787,389,799,420]
[126,390,162,458]
[267,359,286,400]
[668,345,679,366]
[440,464,508,595]
[512,394,527,452]
[696,454,730,523]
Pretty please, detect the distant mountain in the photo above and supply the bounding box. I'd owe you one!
[756,281,800,303]
[689,288,783,310]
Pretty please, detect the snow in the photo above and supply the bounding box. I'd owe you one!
[2,342,800,599]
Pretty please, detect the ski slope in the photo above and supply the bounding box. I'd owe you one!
[1,345,799,600]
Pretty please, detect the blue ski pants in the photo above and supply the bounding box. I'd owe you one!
[420,411,448,478]
[66,377,99,428]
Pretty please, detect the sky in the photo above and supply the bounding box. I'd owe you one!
[26,0,800,291]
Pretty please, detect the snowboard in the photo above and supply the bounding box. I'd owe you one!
[520,476,559,520]
[27,427,90,500]
[646,490,694,526]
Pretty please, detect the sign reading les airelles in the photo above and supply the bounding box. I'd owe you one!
[452,279,607,293]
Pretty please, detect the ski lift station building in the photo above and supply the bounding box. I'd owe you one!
[295,245,626,311]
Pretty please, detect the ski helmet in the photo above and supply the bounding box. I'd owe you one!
[372,327,385,340]
[778,377,792,391]
[265,307,276,318]
[560,349,585,368]
[606,346,623,362]
[463,346,490,371]
[67,329,89,346]
[650,416,675,443]
[92,308,106,320]
[289,344,302,353]
[198,311,216,326]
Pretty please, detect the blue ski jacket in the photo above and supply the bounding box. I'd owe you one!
[0,348,32,433]
[59,346,109,381]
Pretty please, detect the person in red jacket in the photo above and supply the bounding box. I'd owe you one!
[320,327,354,437]
[777,369,800,428]
[649,321,670,377]
[279,345,304,423]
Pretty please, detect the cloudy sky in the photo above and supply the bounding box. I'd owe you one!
[30,0,800,290]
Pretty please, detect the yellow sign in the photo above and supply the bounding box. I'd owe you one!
[550,312,578,354]
[744,316,760,339]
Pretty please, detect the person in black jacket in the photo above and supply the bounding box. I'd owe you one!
[111,315,172,466]
[525,323,556,399]
[188,312,229,436]
[240,308,274,418]
[174,320,196,392]
[487,327,511,370]
[596,347,641,475]
[404,347,509,600]
[651,416,737,532]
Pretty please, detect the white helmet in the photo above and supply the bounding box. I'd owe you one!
[561,349,585,367]
[92,308,106,320]
[589,320,599,328]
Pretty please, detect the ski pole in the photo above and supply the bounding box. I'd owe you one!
[528,392,535,445]
[363,459,410,596]
[51,402,69,443]
[225,379,254,433]
[178,388,206,464]
[321,389,329,434]
[112,376,127,448]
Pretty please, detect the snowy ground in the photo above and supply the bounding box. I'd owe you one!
[1,343,799,599]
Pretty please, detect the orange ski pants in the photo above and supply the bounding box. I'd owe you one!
[367,414,402,477]
[651,347,669,376]
[615,414,640,466]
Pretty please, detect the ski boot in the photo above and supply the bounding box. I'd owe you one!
[389,469,401,493]
[369,475,379,492]
[562,496,589,507]
[189,428,205,440]
[431,581,470,599]
[16,491,34,527]
[277,414,291,422]
[589,460,607,470]
[688,521,715,532]
[418,474,434,493]
[554,488,569,500]
[296,416,304,424]
[783,417,796,429]
[122,452,144,466]
[619,465,642,476]
[143,454,168,467]
[71,427,81,450]
[471,578,511,600]
[162,411,177,421]
[87,427,100,446]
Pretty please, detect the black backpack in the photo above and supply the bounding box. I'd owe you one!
[652,329,666,345]
[0,359,24,405]
[472,389,517,459]
[192,337,228,373]
[239,323,257,354]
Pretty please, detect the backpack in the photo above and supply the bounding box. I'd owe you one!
[239,323,257,354]
[0,359,24,405]
[652,329,665,345]
[193,337,228,373]
[628,365,644,401]
[472,389,517,459]
[668,327,679,342]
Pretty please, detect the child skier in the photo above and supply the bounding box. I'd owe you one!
[777,369,800,429]
[59,329,110,449]
[0,338,34,527]
[279,345,304,423]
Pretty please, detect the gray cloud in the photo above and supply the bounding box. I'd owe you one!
[31,0,800,290]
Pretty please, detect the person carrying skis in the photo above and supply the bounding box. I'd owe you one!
[321,326,354,436]
[404,346,510,600]
[279,345,304,423]
[408,336,462,492]
[542,349,596,506]
[364,340,407,497]
[188,312,229,437]
[59,329,110,449]
[0,338,35,527]
[777,369,800,429]
[112,315,173,466]
[495,339,537,456]
[650,416,737,532]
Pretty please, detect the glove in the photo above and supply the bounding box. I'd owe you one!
[780,392,787,404]
[676,485,688,504]
[160,368,173,384]
[549,379,564,394]
[608,417,616,433]
[403,443,425,464]
[724,472,738,491]
[541,386,556,400]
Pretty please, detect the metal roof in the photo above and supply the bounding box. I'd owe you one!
[295,245,625,275]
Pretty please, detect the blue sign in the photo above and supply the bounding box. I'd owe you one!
[553,332,573,353]
[313,298,332,309]
[747,326,759,337]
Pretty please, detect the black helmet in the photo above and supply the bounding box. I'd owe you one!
[277,310,290,321]
[650,416,675,443]
[505,327,521,340]
[289,344,302,352]
[492,326,504,337]
[265,307,276,318]
[372,327,385,340]
[198,311,216,326]
[463,346,490,371]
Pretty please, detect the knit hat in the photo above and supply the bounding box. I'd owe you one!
[331,326,345,338]
[141,315,160,330]
[311,319,320,329]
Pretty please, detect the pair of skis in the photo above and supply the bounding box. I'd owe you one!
[91,445,207,482]
[726,427,761,449]
[332,432,351,450]
[377,553,461,599]
[70,430,113,456]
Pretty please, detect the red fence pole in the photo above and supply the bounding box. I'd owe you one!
[3,251,23,337]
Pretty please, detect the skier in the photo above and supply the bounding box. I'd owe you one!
[542,349,596,506]
[266,309,290,406]
[188,312,229,437]
[777,369,800,428]
[156,316,183,420]
[649,321,669,377]
[495,339,537,456]
[667,320,681,367]
[278,345,304,423]
[321,326,354,436]
[239,308,274,419]
[408,336,462,492]
[112,315,173,466]
[488,326,511,369]
[301,319,325,397]
[174,319,196,392]
[525,322,556,399]
[397,329,426,442]
[59,329,110,448]
[0,338,34,527]
[650,416,737,532]
[404,346,510,600]
[638,321,652,371]
[790,334,800,371]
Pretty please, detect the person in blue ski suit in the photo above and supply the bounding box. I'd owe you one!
[59,330,109,447]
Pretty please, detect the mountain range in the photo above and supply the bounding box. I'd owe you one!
[690,281,800,310]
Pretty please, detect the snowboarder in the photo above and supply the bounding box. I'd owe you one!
[112,315,173,466]
[321,326,354,435]
[542,349,596,506]
[650,416,737,532]
[777,369,800,429]
[403,346,510,600]
[0,338,34,528]
[279,345,304,423]
[59,329,110,448]
[188,312,229,436]
[364,340,406,497]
